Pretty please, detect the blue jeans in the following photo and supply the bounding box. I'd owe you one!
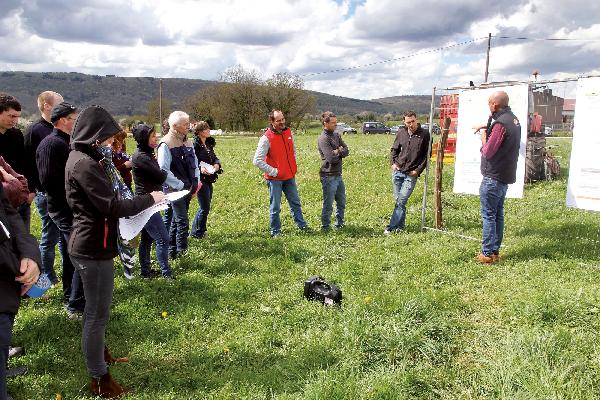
[0,313,15,400]
[479,176,508,256]
[33,193,60,283]
[387,171,417,231]
[320,176,346,229]
[191,183,213,237]
[139,212,171,276]
[267,178,307,235]
[52,208,85,313]
[163,193,192,256]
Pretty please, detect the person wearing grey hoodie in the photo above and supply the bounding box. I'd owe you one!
[65,105,165,398]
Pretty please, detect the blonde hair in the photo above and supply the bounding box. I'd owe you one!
[37,91,62,112]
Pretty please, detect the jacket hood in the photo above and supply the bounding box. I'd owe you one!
[132,123,155,152]
[71,106,121,147]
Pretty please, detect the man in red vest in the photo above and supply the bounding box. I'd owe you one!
[253,110,309,237]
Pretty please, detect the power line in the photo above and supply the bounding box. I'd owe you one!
[495,35,600,42]
[301,36,490,77]
[300,34,599,78]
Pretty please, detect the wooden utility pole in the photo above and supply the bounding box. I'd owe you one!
[484,33,491,83]
[159,79,163,134]
[434,117,452,229]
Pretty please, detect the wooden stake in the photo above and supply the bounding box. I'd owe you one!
[434,117,451,229]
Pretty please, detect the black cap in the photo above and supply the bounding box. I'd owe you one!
[51,102,78,123]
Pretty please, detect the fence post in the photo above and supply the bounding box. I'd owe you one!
[434,117,452,228]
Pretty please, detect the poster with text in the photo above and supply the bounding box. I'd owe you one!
[566,77,600,211]
[453,84,528,198]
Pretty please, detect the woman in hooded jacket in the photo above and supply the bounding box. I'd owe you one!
[65,106,165,398]
[131,123,173,279]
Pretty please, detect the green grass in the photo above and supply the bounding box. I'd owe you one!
[9,135,600,399]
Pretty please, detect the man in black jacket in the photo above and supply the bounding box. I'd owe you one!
[385,110,430,234]
[0,94,33,230]
[0,184,41,400]
[36,102,85,316]
[24,91,64,286]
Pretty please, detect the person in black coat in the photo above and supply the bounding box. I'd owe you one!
[0,184,41,400]
[65,106,165,397]
[190,121,221,239]
[131,124,173,279]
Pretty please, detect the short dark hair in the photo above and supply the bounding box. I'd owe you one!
[194,121,210,133]
[403,110,416,119]
[321,111,336,125]
[0,93,21,113]
[269,109,283,122]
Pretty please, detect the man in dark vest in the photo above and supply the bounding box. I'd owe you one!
[253,110,308,237]
[474,90,521,264]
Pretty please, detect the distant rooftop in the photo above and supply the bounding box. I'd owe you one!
[563,98,576,112]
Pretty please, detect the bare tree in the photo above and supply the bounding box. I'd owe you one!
[264,73,316,131]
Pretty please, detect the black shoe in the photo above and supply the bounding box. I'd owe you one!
[64,305,83,321]
[6,365,27,378]
[141,270,161,279]
[162,274,176,280]
[8,346,24,358]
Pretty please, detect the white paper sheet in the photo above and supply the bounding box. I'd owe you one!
[119,190,190,240]
[199,161,216,174]
[566,77,600,211]
[453,84,528,198]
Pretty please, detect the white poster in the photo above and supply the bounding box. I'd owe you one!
[453,84,528,198]
[566,77,600,211]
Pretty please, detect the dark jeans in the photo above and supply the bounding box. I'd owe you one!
[51,208,85,312]
[0,313,15,400]
[71,256,114,378]
[479,176,508,256]
[139,212,171,276]
[163,193,192,256]
[34,193,60,283]
[191,183,213,237]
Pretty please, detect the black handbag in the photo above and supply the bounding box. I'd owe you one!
[304,276,342,306]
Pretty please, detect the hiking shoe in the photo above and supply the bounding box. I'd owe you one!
[6,365,27,378]
[8,346,23,358]
[491,253,501,263]
[65,306,84,321]
[141,270,161,279]
[474,253,495,264]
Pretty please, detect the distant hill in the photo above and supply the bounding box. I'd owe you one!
[0,71,435,117]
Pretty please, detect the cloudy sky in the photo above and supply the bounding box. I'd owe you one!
[1,0,599,99]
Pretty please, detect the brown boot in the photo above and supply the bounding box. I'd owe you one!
[104,346,129,364]
[90,370,130,398]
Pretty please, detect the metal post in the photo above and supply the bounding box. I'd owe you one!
[484,33,491,83]
[421,87,436,232]
[159,79,163,134]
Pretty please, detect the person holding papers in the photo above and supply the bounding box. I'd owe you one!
[65,106,165,398]
[190,121,222,239]
[131,123,173,279]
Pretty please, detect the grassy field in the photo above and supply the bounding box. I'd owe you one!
[9,134,600,399]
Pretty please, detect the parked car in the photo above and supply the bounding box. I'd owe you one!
[420,123,441,134]
[362,121,391,134]
[334,122,357,135]
[389,125,405,134]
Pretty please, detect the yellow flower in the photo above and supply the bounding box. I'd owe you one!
[223,346,230,354]
[364,296,373,304]
[161,311,168,318]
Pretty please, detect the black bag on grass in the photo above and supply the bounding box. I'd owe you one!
[304,276,342,306]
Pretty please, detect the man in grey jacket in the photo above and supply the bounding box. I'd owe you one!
[317,112,349,230]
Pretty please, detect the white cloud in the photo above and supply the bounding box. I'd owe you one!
[0,0,598,100]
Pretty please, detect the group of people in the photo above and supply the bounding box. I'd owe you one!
[0,91,223,399]
[0,88,519,399]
